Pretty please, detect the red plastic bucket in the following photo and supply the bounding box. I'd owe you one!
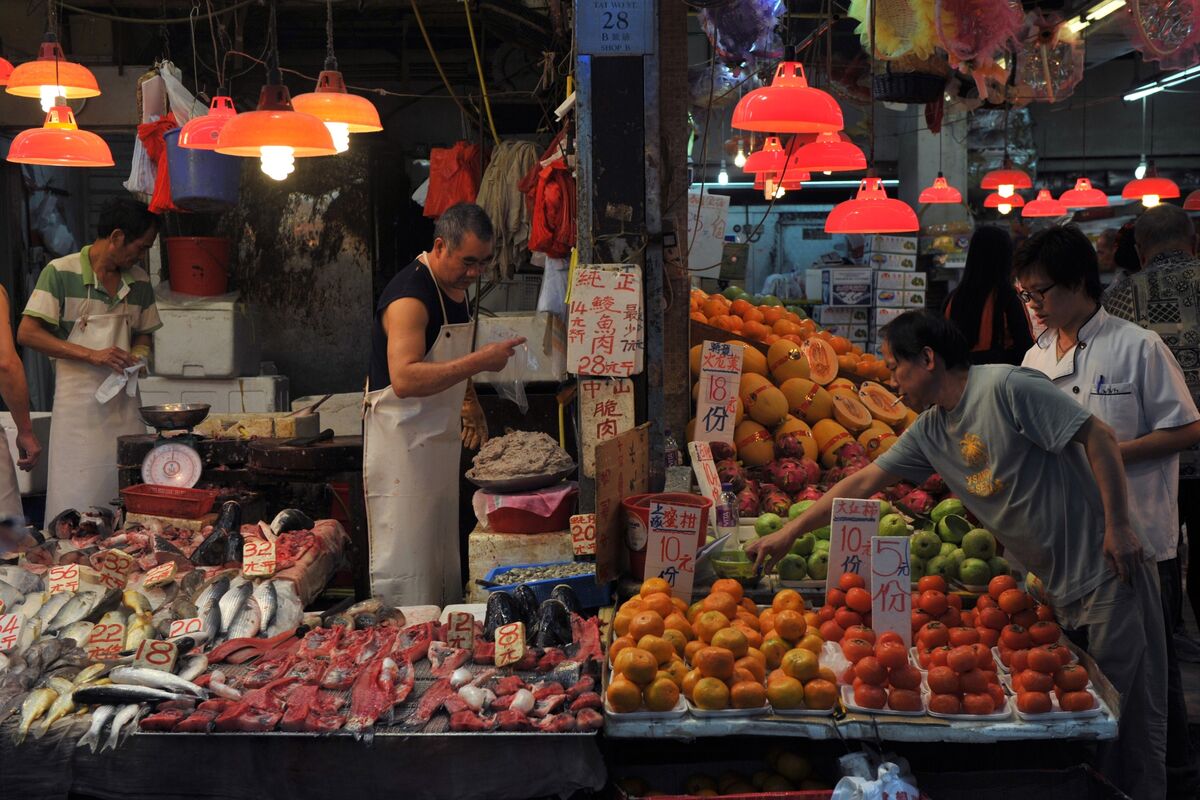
[165,236,230,296]
[622,492,713,580]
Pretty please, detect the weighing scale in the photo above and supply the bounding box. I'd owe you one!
[138,403,211,488]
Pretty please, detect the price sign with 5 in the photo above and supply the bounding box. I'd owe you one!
[494,621,526,667]
[870,537,912,648]
[48,564,81,594]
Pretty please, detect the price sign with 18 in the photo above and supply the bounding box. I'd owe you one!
[494,621,526,667]
[693,341,742,445]
[133,639,178,672]
[826,498,881,593]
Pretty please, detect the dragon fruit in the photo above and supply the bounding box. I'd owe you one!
[764,458,808,494]
[710,441,736,461]
[775,432,807,459]
[836,442,869,467]
[795,486,824,504]
[736,486,761,517]
[896,488,935,518]
[824,462,864,485]
[716,459,748,492]
[758,484,792,516]
[798,458,821,487]
[919,473,947,496]
[884,481,917,503]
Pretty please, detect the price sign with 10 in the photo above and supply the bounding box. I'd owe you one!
[825,498,880,592]
[644,501,704,602]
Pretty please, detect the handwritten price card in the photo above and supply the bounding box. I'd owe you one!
[567,265,644,377]
[595,424,649,583]
[142,562,177,589]
[133,639,178,672]
[0,614,22,652]
[694,341,743,445]
[494,621,526,667]
[446,611,475,650]
[570,514,597,557]
[687,442,722,522]
[85,620,126,660]
[686,190,731,279]
[168,617,204,639]
[48,564,80,594]
[91,549,135,590]
[826,498,880,593]
[871,537,912,648]
[243,539,277,577]
[579,378,635,477]
[645,501,703,602]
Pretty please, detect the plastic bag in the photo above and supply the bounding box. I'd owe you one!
[832,762,923,800]
[536,256,569,320]
[94,362,145,404]
[124,61,201,198]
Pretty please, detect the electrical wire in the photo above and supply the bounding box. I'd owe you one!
[463,0,500,145]
[61,0,258,24]
[408,0,478,128]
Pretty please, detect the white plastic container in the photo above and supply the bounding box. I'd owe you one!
[0,412,52,495]
[152,292,260,378]
[473,312,567,386]
[138,375,289,413]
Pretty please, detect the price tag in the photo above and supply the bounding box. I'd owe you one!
[570,514,597,557]
[48,564,80,594]
[142,562,177,588]
[871,537,913,649]
[694,341,743,445]
[446,611,475,650]
[133,639,178,672]
[687,442,723,519]
[168,617,204,639]
[644,500,704,602]
[92,549,135,590]
[243,539,277,577]
[84,621,127,660]
[494,621,526,667]
[826,498,880,593]
[566,265,644,377]
[0,613,23,652]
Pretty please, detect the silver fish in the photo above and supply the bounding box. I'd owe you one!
[48,589,115,633]
[195,575,229,615]
[102,703,141,752]
[72,684,190,706]
[13,591,49,620]
[177,654,208,683]
[15,687,57,743]
[97,610,127,629]
[218,583,251,634]
[77,705,116,752]
[0,581,24,614]
[11,617,42,655]
[252,581,276,629]
[59,621,95,646]
[34,592,72,626]
[0,566,43,595]
[108,666,206,698]
[226,597,261,641]
[266,580,303,638]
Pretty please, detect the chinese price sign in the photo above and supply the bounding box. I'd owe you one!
[694,341,743,445]
[243,539,277,578]
[570,514,597,557]
[0,614,23,652]
[687,442,723,521]
[494,621,526,667]
[48,564,80,594]
[85,620,127,660]
[133,639,178,672]
[595,424,649,583]
[142,562,177,589]
[91,549,135,590]
[644,501,704,602]
[686,190,731,279]
[579,378,635,477]
[567,265,644,378]
[871,537,913,648]
[826,498,881,593]
[168,617,204,639]
[446,612,475,650]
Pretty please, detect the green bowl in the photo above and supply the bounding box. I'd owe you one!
[710,551,759,587]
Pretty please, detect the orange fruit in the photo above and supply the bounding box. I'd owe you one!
[661,629,688,659]
[732,622,763,650]
[773,609,808,643]
[694,646,735,681]
[803,678,838,710]
[797,633,825,655]
[671,596,689,614]
[687,601,705,623]
[742,306,765,323]
[682,667,704,699]
[695,610,731,643]
[711,578,746,602]
[758,609,776,633]
[684,640,706,662]
[629,611,666,640]
[640,577,673,597]
[838,354,859,373]
[772,589,805,614]
[818,666,838,684]
[638,635,676,666]
[829,335,852,355]
[736,655,767,683]
[663,658,689,688]
[607,675,642,713]
[710,627,749,658]
[613,611,634,638]
[766,675,806,709]
[735,611,761,632]
[609,634,636,661]
[730,298,753,317]
[618,647,658,686]
[664,613,695,641]
[761,636,790,669]
[643,676,681,712]
[620,596,644,612]
[745,647,767,667]
[702,591,740,620]
[731,680,767,709]
[692,677,731,710]
[733,666,756,684]
[781,648,819,682]
[639,592,675,619]
[804,611,821,630]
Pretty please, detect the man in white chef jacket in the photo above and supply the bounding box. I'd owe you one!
[1016,224,1200,798]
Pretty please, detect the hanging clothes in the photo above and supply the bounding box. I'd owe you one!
[520,132,576,259]
[423,141,486,219]
[475,140,539,279]
[137,113,181,214]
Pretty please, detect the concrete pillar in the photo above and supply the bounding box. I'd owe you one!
[897,105,969,228]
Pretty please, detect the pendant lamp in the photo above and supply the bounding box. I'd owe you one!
[981,160,1033,198]
[179,95,237,150]
[787,131,866,175]
[1058,177,1109,208]
[6,104,113,167]
[0,57,13,86]
[742,136,789,175]
[984,192,1025,215]
[1022,188,1068,218]
[919,173,963,204]
[6,39,100,111]
[732,62,843,134]
[826,176,919,233]
[754,170,809,192]
[1184,190,1200,211]
[1121,163,1180,208]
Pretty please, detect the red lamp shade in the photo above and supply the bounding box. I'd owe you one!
[918,173,962,204]
[742,136,788,175]
[5,41,100,102]
[981,160,1033,197]
[216,84,336,180]
[292,70,382,131]
[1059,177,1109,208]
[754,170,810,191]
[732,62,843,134]
[1022,188,1068,218]
[1184,190,1200,211]
[984,192,1025,214]
[825,177,919,234]
[179,96,238,150]
[6,105,113,167]
[787,131,866,174]
[1122,167,1180,207]
[0,57,13,86]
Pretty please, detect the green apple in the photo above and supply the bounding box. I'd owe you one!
[939,542,957,558]
[930,498,965,525]
[909,557,927,581]
[878,500,893,516]
[814,539,830,554]
[755,513,785,537]
[910,530,942,560]
[987,556,1011,578]
[937,514,971,545]
[927,554,957,580]
[791,533,816,557]
[813,525,831,541]
[807,550,829,580]
[959,557,991,586]
[778,554,808,581]
[789,500,816,520]
[951,547,967,566]
[877,513,908,537]
[961,528,996,560]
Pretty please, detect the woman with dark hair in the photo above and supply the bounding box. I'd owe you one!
[942,226,1033,365]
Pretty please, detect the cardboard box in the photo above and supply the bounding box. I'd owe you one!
[813,305,870,325]
[862,234,918,256]
[877,271,928,290]
[873,307,907,327]
[825,323,870,342]
[906,272,928,290]
[821,269,874,306]
[943,253,968,269]
[902,291,926,308]
[865,252,919,271]
[921,233,970,255]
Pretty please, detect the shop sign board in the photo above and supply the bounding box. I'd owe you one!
[644,500,703,601]
[686,191,731,279]
[567,265,644,378]
[595,424,649,583]
[133,639,178,672]
[826,498,880,592]
[580,378,635,478]
[871,537,912,648]
[0,614,22,652]
[576,0,654,56]
[693,341,742,445]
[570,514,597,557]
[494,621,526,667]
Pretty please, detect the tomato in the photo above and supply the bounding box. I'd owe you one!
[1028,621,1061,646]
[959,668,989,694]
[1019,669,1054,693]
[918,590,948,617]
[844,625,876,645]
[888,664,922,691]
[1027,646,1059,674]
[975,594,997,610]
[841,637,874,664]
[853,683,887,709]
[978,607,1009,631]
[1000,624,1032,651]
[1017,691,1052,714]
[1060,690,1096,713]
[927,666,961,695]
[962,692,996,715]
[938,608,962,628]
[987,683,1008,709]
[947,627,980,647]
[987,574,1018,600]
[834,607,863,629]
[887,688,923,712]
[959,609,976,627]
[854,656,888,686]
[875,641,908,671]
[918,575,948,594]
[916,650,933,670]
[1011,609,1038,629]
[916,621,949,650]
[928,693,961,714]
[845,587,872,613]
[998,588,1030,615]
[825,588,846,608]
[946,645,977,674]
[976,627,1001,648]
[839,572,866,592]
[1036,603,1057,622]
[1055,664,1089,691]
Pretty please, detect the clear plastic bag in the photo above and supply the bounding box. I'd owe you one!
[491,332,538,415]
[832,762,923,800]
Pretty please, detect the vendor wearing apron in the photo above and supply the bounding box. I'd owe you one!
[18,198,161,523]
[365,203,524,606]
[0,285,43,520]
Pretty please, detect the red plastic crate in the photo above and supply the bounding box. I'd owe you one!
[120,484,219,518]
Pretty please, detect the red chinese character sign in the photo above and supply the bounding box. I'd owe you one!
[579,378,635,478]
[694,341,742,445]
[687,442,723,520]
[826,498,880,593]
[0,613,22,652]
[570,514,597,556]
[567,265,644,377]
[494,621,526,667]
[871,537,912,648]
[595,424,649,583]
[644,501,704,601]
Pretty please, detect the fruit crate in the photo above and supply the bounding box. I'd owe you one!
[484,561,613,609]
[916,765,1127,799]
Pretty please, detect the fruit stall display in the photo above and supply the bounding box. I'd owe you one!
[613,746,833,797]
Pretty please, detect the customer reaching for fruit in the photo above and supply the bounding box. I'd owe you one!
[746,309,1166,800]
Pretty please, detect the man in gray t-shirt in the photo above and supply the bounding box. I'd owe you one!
[747,310,1164,800]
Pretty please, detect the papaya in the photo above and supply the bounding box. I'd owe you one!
[857,381,907,426]
[779,378,833,425]
[730,340,768,377]
[858,423,898,461]
[802,338,839,385]
[828,389,874,432]
[774,416,818,462]
[812,419,854,468]
[826,377,857,394]
[690,344,703,378]
[766,340,810,384]
[739,374,788,427]
[734,420,775,467]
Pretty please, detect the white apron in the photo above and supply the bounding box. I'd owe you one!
[364,264,472,606]
[0,436,24,519]
[45,295,144,522]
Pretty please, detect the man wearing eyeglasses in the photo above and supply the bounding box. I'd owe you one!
[1017,224,1200,799]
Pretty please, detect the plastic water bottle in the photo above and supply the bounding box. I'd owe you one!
[715,482,740,541]
[663,428,684,469]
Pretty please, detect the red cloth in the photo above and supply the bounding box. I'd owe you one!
[137,113,181,214]
[519,131,575,258]
[424,141,484,218]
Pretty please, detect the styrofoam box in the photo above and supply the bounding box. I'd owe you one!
[473,312,567,386]
[813,305,870,325]
[822,269,874,307]
[826,323,870,341]
[138,375,289,413]
[865,252,918,271]
[805,269,825,301]
[0,412,51,495]
[291,393,362,437]
[863,234,918,255]
[153,293,261,378]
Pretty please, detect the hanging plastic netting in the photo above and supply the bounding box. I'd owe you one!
[848,0,939,60]
[700,0,785,71]
[689,63,745,111]
[1125,0,1200,69]
[935,0,1024,97]
[1012,12,1084,104]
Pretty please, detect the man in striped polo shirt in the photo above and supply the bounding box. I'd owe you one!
[18,197,162,520]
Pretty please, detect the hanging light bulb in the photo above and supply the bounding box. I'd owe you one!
[733,142,747,168]
[918,173,963,204]
[1059,177,1109,208]
[742,136,789,176]
[7,40,99,109]
[825,176,919,234]
[731,62,843,133]
[1134,159,1148,180]
[981,160,1033,197]
[6,103,113,167]
[984,192,1025,215]
[717,160,729,185]
[1022,188,1069,218]
[1121,162,1179,208]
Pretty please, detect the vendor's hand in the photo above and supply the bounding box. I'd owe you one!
[474,337,526,373]
[90,346,137,373]
[461,399,489,450]
[15,431,41,472]
[1103,521,1144,582]
[746,525,797,574]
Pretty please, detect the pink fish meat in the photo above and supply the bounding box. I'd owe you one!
[566,676,595,699]
[496,709,535,731]
[343,657,401,735]
[391,622,435,663]
[299,626,342,659]
[139,709,186,731]
[575,708,604,731]
[569,693,602,712]
[406,678,454,726]
[393,655,415,705]
[242,653,296,689]
[284,659,327,685]
[449,710,496,732]
[428,642,472,677]
[280,684,347,733]
[175,709,220,733]
[535,713,578,732]
[320,651,361,690]
[570,614,604,663]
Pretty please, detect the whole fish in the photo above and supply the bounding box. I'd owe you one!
[34,592,72,626]
[194,576,230,615]
[266,581,303,638]
[13,591,49,620]
[13,617,43,655]
[124,613,152,652]
[102,703,141,751]
[72,684,192,706]
[77,705,116,752]
[97,610,127,629]
[109,666,206,698]
[59,621,95,647]
[72,663,107,686]
[15,687,57,743]
[177,655,208,683]
[269,508,313,535]
[0,581,23,612]
[48,589,117,633]
[218,583,251,634]
[252,581,277,630]
[122,590,151,615]
[0,566,43,595]
[36,684,79,737]
[226,597,262,641]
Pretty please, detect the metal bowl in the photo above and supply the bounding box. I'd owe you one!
[139,403,211,431]
[465,464,576,493]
